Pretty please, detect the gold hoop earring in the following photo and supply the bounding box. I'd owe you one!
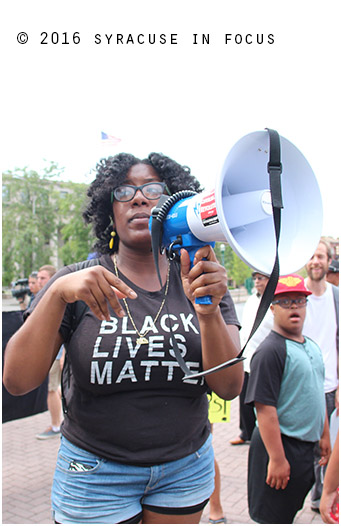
[109,230,116,250]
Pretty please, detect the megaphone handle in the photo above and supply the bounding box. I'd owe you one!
[195,295,212,305]
[186,247,213,305]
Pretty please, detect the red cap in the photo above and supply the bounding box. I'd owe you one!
[274,274,312,296]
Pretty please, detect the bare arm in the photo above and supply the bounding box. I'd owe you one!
[3,266,137,395]
[319,408,331,467]
[180,246,244,400]
[255,402,291,490]
[3,284,67,395]
[320,430,339,524]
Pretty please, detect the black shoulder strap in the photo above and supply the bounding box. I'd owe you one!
[151,129,283,380]
[183,129,283,379]
[331,285,339,355]
[64,258,101,344]
[239,128,283,348]
[61,257,101,414]
[332,284,339,329]
[74,258,100,271]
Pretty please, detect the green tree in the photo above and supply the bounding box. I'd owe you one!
[2,163,95,286]
[230,251,252,287]
[56,182,94,265]
[214,242,252,287]
[214,242,234,271]
[2,165,59,285]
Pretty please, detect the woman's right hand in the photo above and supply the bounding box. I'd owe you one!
[52,266,137,321]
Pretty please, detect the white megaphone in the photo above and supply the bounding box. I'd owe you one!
[150,129,323,304]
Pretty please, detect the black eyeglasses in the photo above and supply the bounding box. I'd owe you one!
[272,297,308,309]
[111,182,169,203]
[252,275,267,281]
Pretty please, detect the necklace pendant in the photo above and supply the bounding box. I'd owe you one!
[136,337,149,345]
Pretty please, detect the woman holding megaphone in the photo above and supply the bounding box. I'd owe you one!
[3,152,243,524]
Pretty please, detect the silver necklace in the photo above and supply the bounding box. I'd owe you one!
[113,254,170,345]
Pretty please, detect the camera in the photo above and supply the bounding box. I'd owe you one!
[11,278,31,300]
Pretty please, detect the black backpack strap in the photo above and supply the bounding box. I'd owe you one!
[61,257,100,414]
[74,257,100,271]
[65,257,100,343]
[331,285,339,328]
[331,285,339,355]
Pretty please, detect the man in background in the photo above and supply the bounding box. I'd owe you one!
[35,265,64,440]
[246,274,330,524]
[303,240,339,512]
[37,265,58,290]
[27,271,40,308]
[15,271,40,311]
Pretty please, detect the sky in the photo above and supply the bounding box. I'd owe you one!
[2,0,340,243]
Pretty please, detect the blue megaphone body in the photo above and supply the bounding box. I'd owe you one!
[161,197,215,304]
[149,191,218,304]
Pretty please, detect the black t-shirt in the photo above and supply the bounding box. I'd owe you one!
[29,254,240,465]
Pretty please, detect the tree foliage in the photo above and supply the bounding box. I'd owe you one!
[2,163,95,286]
[214,242,252,287]
[57,182,93,265]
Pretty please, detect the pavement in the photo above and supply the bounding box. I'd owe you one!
[2,398,324,525]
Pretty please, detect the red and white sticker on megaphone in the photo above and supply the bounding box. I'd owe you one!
[200,190,219,227]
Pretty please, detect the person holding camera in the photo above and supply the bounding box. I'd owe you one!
[11,277,28,310]
[27,271,40,308]
[3,153,244,524]
[15,286,29,311]
[11,271,40,310]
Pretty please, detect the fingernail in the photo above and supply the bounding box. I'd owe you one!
[128,290,137,298]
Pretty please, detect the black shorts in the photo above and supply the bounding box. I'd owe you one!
[248,427,315,524]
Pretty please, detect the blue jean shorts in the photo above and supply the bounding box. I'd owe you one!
[52,434,214,524]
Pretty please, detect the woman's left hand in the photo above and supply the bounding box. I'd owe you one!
[180,246,228,314]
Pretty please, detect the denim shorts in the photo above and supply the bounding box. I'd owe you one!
[52,434,214,524]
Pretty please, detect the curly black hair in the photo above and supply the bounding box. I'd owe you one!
[83,152,203,255]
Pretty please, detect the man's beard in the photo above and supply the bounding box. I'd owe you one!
[308,267,327,281]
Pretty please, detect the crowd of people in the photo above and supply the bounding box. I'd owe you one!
[3,151,339,524]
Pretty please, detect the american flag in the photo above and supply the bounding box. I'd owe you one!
[101,131,121,146]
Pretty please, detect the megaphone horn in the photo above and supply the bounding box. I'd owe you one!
[150,129,323,379]
[151,129,322,286]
